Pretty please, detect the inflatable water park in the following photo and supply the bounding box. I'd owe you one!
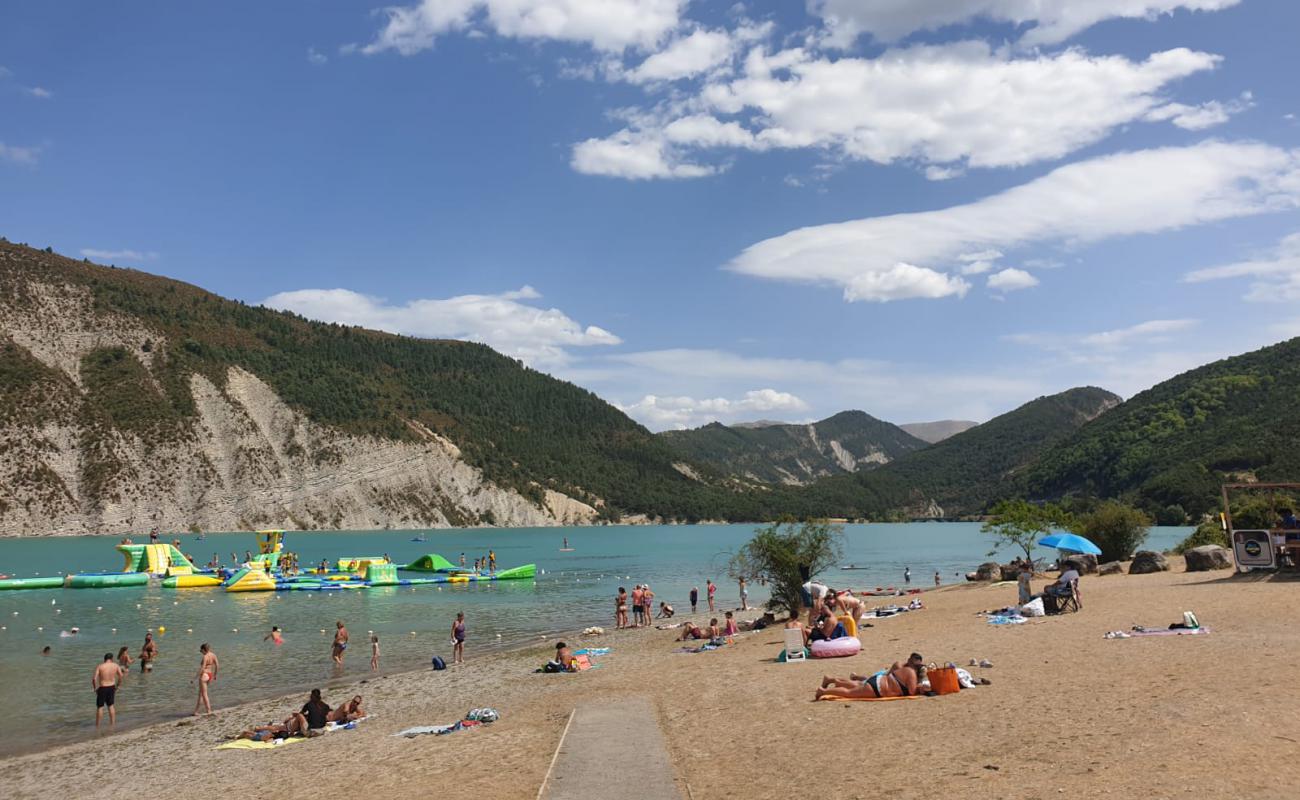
[0,530,535,592]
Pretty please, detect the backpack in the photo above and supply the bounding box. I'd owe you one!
[431,655,447,670]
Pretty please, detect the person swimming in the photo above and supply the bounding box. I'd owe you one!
[264,626,283,645]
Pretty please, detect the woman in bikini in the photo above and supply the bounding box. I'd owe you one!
[193,643,218,715]
[615,587,628,629]
[815,657,920,700]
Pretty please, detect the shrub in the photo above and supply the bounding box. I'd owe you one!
[728,518,843,618]
[1172,519,1229,554]
[1154,504,1187,526]
[981,499,1072,563]
[1071,501,1151,562]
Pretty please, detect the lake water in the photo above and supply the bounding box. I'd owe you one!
[0,523,1190,755]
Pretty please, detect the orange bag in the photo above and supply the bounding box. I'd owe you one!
[928,665,960,695]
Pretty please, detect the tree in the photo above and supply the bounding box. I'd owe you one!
[981,499,1071,563]
[728,518,843,618]
[1071,501,1151,562]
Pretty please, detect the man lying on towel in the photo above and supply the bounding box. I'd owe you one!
[815,653,923,700]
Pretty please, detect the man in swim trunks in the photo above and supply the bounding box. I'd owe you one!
[328,694,365,723]
[816,655,920,700]
[139,632,157,672]
[689,586,698,614]
[93,652,123,728]
[801,581,829,626]
[332,620,348,665]
[301,688,331,733]
[193,643,218,715]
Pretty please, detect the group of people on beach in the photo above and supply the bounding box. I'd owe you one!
[235,688,365,742]
[89,635,218,728]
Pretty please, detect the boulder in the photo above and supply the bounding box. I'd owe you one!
[1128,550,1170,575]
[1098,561,1124,576]
[1061,553,1098,574]
[1184,545,1233,572]
[974,561,1003,581]
[1000,563,1024,581]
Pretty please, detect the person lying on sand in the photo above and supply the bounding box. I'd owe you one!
[679,623,708,641]
[237,714,309,741]
[816,655,921,700]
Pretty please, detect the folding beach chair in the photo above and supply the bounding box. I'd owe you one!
[1058,579,1082,614]
[783,627,807,663]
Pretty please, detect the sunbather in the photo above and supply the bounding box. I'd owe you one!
[678,623,707,641]
[237,713,308,741]
[328,695,364,723]
[815,655,920,700]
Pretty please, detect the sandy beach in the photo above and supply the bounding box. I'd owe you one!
[6,560,1299,800]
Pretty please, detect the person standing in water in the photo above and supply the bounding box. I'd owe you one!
[264,626,283,645]
[616,587,629,629]
[332,620,349,665]
[934,571,941,587]
[451,612,466,664]
[689,586,699,614]
[739,577,749,611]
[370,635,380,672]
[139,632,158,673]
[563,537,569,549]
[706,579,716,612]
[193,643,218,716]
[93,653,123,728]
[460,553,466,567]
[904,567,912,584]
[488,550,496,573]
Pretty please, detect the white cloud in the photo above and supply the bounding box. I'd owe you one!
[360,0,684,55]
[262,286,621,367]
[1184,232,1300,302]
[986,267,1038,291]
[0,141,40,166]
[571,129,717,179]
[625,28,735,83]
[579,42,1222,179]
[24,86,52,98]
[307,47,328,65]
[80,248,159,263]
[810,0,1241,47]
[1079,318,1199,347]
[1145,91,1253,130]
[615,388,809,429]
[728,141,1300,302]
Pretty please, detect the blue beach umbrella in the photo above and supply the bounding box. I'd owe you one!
[1039,533,1102,555]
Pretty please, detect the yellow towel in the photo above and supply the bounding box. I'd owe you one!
[217,736,307,750]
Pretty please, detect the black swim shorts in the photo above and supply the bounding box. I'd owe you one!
[96,686,116,708]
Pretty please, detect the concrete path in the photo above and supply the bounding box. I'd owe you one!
[540,696,684,800]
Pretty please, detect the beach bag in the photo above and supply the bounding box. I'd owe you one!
[928,664,961,695]
[431,655,447,670]
[1020,597,1045,617]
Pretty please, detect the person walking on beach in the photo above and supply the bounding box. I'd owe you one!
[139,632,157,673]
[451,612,466,664]
[370,635,380,672]
[616,587,629,629]
[93,653,123,728]
[934,571,941,587]
[689,586,699,614]
[904,567,912,584]
[739,577,749,611]
[193,643,218,716]
[332,621,349,665]
[707,579,716,612]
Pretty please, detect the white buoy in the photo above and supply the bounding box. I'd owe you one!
[320,629,326,634]
[51,599,56,605]
[37,626,43,631]
[97,606,103,612]
[11,612,17,616]
[187,628,193,633]
[410,631,416,636]
[231,628,238,633]
[112,627,117,633]
[56,609,61,614]
[209,599,215,603]
[136,604,142,609]
[173,601,179,606]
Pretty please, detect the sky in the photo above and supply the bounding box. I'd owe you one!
[2,1,1299,431]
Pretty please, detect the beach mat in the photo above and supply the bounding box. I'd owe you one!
[816,694,923,702]
[217,736,307,750]
[1130,627,1211,637]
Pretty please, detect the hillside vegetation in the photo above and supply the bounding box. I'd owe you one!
[1025,337,1300,516]
[658,411,927,484]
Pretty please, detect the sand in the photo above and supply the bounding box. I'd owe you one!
[5,561,1299,800]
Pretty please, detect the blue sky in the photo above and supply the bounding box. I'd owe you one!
[2,1,1299,430]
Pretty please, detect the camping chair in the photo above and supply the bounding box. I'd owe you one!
[1058,579,1082,614]
[783,627,807,663]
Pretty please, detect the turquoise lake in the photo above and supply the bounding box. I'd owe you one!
[0,523,1191,755]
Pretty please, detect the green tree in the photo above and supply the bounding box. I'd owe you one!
[728,518,843,618]
[1154,504,1187,526]
[1071,501,1151,562]
[1173,518,1229,554]
[981,499,1071,563]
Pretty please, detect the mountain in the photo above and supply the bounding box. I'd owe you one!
[0,241,816,534]
[731,419,787,429]
[801,387,1121,518]
[899,420,980,444]
[1024,338,1300,517]
[658,411,928,485]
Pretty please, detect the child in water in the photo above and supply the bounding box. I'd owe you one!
[370,635,380,672]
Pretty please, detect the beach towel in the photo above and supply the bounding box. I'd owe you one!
[1128,627,1211,637]
[815,694,923,702]
[217,736,307,750]
[573,647,611,656]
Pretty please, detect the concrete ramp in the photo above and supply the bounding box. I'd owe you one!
[540,696,683,800]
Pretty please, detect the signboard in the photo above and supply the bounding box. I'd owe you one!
[1232,529,1275,570]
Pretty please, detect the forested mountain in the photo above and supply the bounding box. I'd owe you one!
[658,411,927,484]
[899,420,979,444]
[0,241,824,533]
[1024,337,1300,517]
[800,387,1121,517]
